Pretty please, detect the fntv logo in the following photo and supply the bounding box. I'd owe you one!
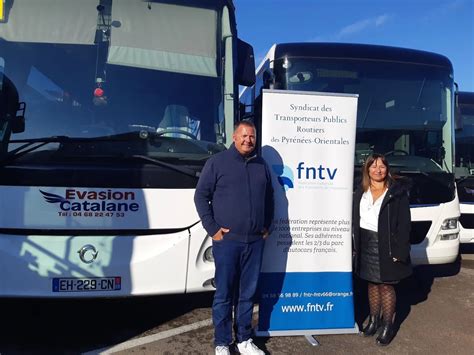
[40,189,139,212]
[272,165,294,190]
[273,162,338,190]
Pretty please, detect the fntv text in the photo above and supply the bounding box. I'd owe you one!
[297,162,337,180]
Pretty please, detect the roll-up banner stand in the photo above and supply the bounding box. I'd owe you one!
[258,89,359,336]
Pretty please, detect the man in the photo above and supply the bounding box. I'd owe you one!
[194,121,274,355]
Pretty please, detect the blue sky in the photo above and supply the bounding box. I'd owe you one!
[234,0,473,92]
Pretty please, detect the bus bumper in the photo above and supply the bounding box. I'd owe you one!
[410,198,460,265]
[411,237,459,265]
[0,224,213,297]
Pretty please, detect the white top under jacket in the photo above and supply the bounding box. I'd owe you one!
[359,188,388,232]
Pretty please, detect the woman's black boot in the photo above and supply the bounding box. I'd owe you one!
[361,314,380,337]
[376,321,395,346]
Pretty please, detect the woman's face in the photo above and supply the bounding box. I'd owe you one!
[368,158,388,183]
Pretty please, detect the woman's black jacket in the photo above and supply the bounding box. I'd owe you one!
[353,179,413,282]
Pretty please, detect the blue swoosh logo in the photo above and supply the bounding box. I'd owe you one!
[40,190,67,204]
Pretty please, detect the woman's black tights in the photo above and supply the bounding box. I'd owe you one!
[367,282,396,323]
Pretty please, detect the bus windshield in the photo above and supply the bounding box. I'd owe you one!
[274,57,454,172]
[0,0,225,163]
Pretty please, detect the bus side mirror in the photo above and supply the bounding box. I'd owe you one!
[236,39,256,87]
[263,69,275,89]
[0,73,25,134]
[454,91,463,131]
[11,102,26,134]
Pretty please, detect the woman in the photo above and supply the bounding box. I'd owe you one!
[353,153,412,346]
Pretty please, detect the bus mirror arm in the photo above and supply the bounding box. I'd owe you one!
[238,102,254,121]
[454,91,463,131]
[439,146,446,161]
[11,102,26,134]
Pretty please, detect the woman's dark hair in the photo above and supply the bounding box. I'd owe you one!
[361,153,393,191]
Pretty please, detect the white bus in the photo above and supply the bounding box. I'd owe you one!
[241,43,460,265]
[455,91,474,243]
[0,0,255,297]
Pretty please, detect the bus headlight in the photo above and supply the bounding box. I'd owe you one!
[439,233,458,241]
[441,218,458,230]
[204,246,214,262]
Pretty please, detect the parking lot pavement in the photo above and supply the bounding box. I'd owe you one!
[1,249,472,354]
[113,254,474,355]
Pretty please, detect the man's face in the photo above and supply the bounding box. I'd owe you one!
[233,124,256,156]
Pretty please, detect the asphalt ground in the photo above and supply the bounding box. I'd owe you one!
[0,245,473,354]
[112,249,474,355]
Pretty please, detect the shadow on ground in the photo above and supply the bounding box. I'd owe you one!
[0,292,214,354]
[460,243,474,254]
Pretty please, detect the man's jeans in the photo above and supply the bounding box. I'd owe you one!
[212,237,265,346]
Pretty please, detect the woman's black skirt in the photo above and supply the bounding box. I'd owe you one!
[358,228,398,284]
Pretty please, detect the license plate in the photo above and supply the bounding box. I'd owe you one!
[52,277,121,292]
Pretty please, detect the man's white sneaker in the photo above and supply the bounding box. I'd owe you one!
[237,338,264,355]
[215,345,231,355]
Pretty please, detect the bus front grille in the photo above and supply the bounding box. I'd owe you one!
[460,213,474,229]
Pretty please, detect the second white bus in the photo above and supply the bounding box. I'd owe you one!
[241,42,460,265]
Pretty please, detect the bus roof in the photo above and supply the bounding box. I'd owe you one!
[167,0,234,8]
[271,42,453,70]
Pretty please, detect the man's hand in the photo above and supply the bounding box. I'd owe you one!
[262,228,270,239]
[212,227,229,241]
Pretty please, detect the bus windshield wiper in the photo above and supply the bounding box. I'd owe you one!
[398,169,430,176]
[3,136,73,164]
[4,132,155,163]
[4,136,200,178]
[456,175,472,184]
[360,97,372,128]
[415,78,426,106]
[398,169,451,186]
[122,154,200,179]
[4,134,141,164]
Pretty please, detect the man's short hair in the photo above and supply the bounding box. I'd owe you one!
[234,119,256,132]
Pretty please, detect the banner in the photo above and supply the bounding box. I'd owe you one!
[258,89,358,335]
